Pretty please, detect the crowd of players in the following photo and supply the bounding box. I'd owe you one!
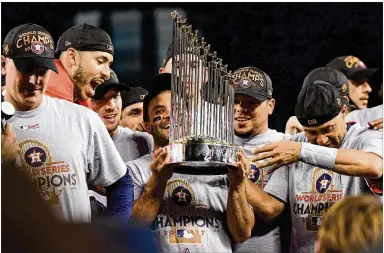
[1,22,383,253]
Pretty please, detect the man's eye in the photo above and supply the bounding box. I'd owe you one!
[155,110,164,115]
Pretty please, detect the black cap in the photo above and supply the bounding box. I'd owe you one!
[303,67,352,106]
[233,66,273,102]
[326,56,378,81]
[2,23,58,73]
[143,73,172,122]
[92,69,130,100]
[55,23,114,57]
[295,81,343,127]
[121,87,148,109]
[163,41,174,67]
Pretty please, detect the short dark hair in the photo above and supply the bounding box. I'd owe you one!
[143,73,172,122]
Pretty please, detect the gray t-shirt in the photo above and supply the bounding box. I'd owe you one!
[111,126,154,162]
[233,129,290,253]
[89,126,154,206]
[128,154,232,253]
[9,96,127,223]
[346,104,383,126]
[264,123,383,253]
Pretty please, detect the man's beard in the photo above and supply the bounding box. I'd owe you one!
[152,125,169,147]
[72,65,87,101]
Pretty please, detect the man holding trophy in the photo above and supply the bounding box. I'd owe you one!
[128,11,255,252]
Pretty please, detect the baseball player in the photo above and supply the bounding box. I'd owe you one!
[90,69,153,162]
[88,69,153,210]
[285,58,382,133]
[2,23,132,223]
[238,70,382,253]
[128,73,251,253]
[119,86,148,130]
[227,66,291,253]
[46,23,114,107]
[327,55,378,111]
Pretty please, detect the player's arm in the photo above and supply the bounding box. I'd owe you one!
[104,170,134,218]
[331,148,382,179]
[131,148,173,229]
[227,150,255,243]
[87,115,134,218]
[252,139,382,179]
[244,179,286,222]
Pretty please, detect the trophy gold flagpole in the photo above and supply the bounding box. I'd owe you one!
[168,10,237,175]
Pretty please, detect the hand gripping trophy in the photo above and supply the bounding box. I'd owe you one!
[167,10,237,175]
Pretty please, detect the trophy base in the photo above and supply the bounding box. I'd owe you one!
[166,141,237,175]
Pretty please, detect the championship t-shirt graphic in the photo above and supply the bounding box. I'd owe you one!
[152,178,221,245]
[17,138,78,207]
[293,167,343,231]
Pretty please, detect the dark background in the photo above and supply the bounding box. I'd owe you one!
[2,2,383,131]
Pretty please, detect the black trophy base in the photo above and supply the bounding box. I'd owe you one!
[165,141,237,175]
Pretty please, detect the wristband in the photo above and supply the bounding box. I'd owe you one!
[299,142,337,170]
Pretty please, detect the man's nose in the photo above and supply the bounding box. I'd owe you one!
[316,135,328,146]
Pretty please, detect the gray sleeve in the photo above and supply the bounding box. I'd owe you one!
[264,165,289,204]
[87,114,127,187]
[134,132,154,155]
[127,158,152,201]
[359,130,383,158]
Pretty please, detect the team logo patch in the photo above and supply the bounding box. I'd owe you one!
[248,163,260,183]
[24,146,47,167]
[239,79,252,89]
[341,83,347,93]
[315,173,332,193]
[172,186,192,206]
[308,119,317,125]
[31,41,45,55]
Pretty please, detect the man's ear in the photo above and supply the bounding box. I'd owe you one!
[340,104,348,119]
[1,55,7,76]
[267,98,276,115]
[66,48,79,67]
[159,67,165,74]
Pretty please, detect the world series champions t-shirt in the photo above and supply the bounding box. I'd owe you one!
[234,129,291,253]
[9,96,127,223]
[128,154,232,253]
[264,123,383,253]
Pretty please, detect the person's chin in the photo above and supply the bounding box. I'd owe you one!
[21,94,43,104]
[234,128,253,137]
[106,124,118,133]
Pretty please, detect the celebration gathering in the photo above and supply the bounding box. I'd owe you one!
[1,2,383,253]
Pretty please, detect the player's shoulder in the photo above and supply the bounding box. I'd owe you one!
[289,132,308,142]
[118,126,134,136]
[121,128,154,146]
[344,123,382,147]
[46,96,99,118]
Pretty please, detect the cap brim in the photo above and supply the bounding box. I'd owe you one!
[234,90,267,102]
[13,57,58,74]
[92,82,131,100]
[347,68,378,80]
